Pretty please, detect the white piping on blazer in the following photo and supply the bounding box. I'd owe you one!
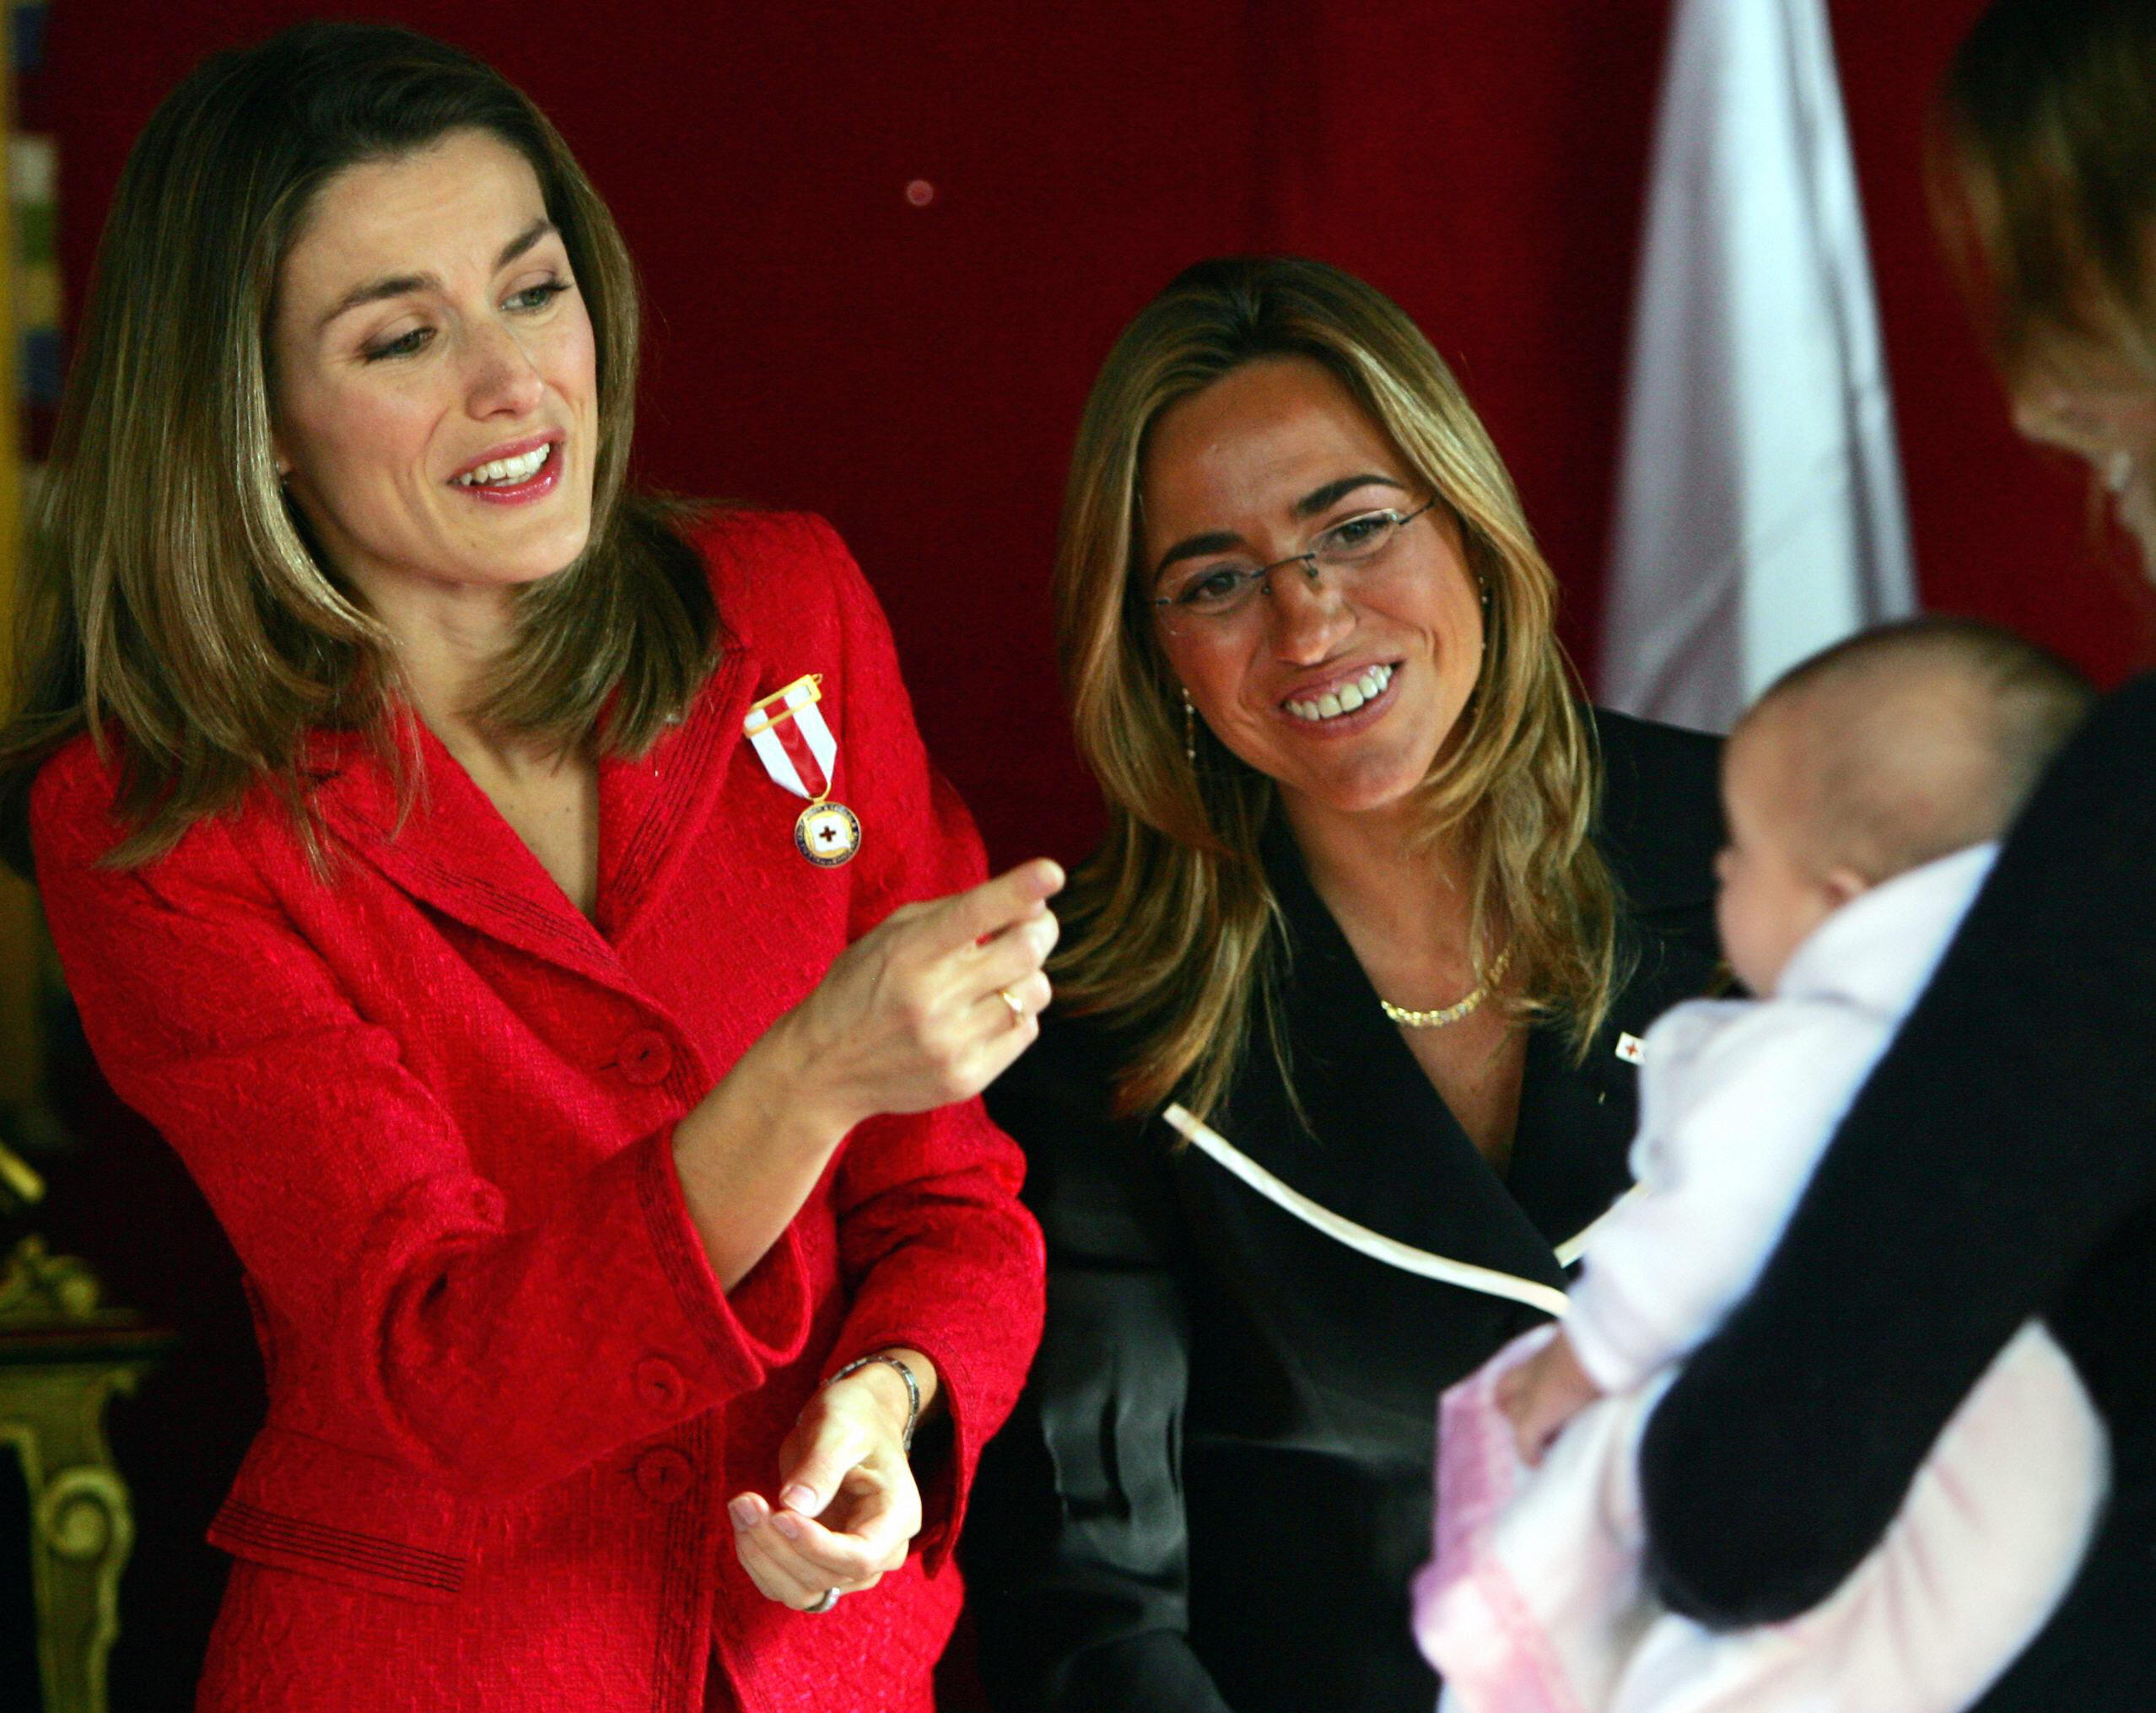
[1162,1104,1642,1320]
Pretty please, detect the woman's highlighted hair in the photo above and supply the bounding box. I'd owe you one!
[0,20,716,871]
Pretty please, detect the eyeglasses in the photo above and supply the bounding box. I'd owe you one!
[1150,498,1438,634]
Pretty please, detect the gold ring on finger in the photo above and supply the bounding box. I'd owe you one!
[997,986,1027,1023]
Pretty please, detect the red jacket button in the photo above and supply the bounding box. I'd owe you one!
[617,1029,673,1086]
[634,1356,687,1412]
[634,1447,694,1504]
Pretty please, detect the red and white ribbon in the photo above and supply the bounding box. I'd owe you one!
[744,675,838,802]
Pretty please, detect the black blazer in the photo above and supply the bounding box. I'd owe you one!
[967,711,1724,1713]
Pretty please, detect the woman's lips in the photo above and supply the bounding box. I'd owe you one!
[451,439,563,507]
[1281,660,1399,729]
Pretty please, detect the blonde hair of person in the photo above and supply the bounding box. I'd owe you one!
[1934,0,2156,383]
[0,21,718,872]
[1053,256,1625,1124]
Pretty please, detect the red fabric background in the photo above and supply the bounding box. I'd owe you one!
[19,4,2153,1705]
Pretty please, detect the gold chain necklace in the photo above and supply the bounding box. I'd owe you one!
[1378,945,1513,1030]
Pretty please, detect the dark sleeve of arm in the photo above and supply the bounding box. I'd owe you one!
[964,1026,1237,1713]
[1641,675,2156,1624]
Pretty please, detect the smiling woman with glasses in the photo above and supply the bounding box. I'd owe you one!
[962,256,1727,1711]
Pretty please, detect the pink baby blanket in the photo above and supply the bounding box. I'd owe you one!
[1415,1318,2105,1713]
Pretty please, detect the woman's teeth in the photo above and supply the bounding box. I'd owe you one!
[1286,662,1393,723]
[455,444,552,488]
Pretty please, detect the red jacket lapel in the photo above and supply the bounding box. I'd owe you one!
[305,649,765,996]
[596,645,759,945]
[308,721,635,999]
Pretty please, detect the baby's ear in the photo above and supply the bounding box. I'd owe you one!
[1819,865,1872,910]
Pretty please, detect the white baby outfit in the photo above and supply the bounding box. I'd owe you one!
[1415,844,2108,1713]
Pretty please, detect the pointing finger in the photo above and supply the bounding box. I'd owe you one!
[933,860,1065,953]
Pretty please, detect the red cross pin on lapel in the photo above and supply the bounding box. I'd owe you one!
[1615,1033,1646,1065]
[744,675,861,868]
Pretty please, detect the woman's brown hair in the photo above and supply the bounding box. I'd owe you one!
[1052,256,1625,1124]
[1935,0,2156,380]
[0,20,716,870]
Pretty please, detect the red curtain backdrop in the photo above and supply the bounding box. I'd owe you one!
[19,5,2149,1706]
[37,0,2150,874]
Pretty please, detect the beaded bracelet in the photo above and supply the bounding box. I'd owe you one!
[825,1351,921,1452]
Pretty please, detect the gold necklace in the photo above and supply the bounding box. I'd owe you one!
[1378,945,1513,1030]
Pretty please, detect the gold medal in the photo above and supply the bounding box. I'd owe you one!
[795,800,861,867]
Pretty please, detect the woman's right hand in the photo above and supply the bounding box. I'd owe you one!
[773,858,1065,1139]
[671,858,1061,1290]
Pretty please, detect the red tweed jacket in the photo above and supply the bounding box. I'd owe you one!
[30,510,1045,1713]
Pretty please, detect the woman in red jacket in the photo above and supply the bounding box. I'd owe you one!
[0,22,1049,1712]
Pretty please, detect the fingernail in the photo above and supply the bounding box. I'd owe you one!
[771,1513,801,1540]
[780,1484,818,1514]
[728,1498,758,1531]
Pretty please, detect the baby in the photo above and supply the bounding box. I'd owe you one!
[1415,618,2106,1713]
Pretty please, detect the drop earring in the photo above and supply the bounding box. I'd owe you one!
[1183,687,1197,765]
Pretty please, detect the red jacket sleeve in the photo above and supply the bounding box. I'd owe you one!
[31,752,816,1503]
[795,516,1048,1570]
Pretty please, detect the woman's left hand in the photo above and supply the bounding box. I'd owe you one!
[727,1354,933,1610]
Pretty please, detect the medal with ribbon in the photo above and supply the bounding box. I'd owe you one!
[743,674,861,867]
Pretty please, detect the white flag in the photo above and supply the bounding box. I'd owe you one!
[1599,0,1916,733]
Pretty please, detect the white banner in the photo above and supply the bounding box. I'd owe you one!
[1599,0,1916,733]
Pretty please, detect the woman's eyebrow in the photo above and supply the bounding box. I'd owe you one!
[495,218,555,267]
[316,218,558,331]
[1154,531,1242,579]
[1151,472,1406,580]
[1292,471,1404,519]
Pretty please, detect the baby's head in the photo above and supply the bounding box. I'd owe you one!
[1716,617,2093,994]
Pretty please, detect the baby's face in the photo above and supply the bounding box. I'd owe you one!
[1715,714,1845,996]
